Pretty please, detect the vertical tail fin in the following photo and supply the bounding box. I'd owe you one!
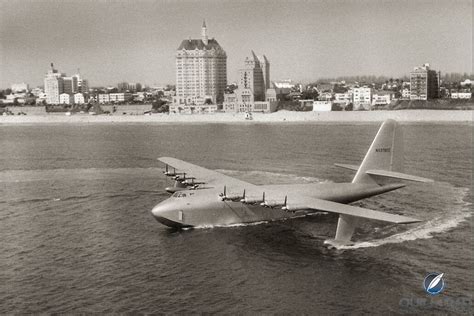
[326,120,431,248]
[352,119,404,185]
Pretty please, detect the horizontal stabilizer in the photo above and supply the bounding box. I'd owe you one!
[366,169,434,183]
[301,197,421,224]
[334,163,359,171]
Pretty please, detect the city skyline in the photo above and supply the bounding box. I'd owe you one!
[1,0,472,88]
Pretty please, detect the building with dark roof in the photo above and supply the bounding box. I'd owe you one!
[173,21,227,107]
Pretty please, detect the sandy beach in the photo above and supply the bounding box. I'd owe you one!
[0,109,472,125]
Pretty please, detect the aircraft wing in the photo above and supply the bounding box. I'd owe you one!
[286,195,420,224]
[158,157,257,189]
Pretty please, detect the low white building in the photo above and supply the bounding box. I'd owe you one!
[74,93,85,104]
[460,79,472,87]
[273,80,295,95]
[451,92,472,99]
[163,90,176,97]
[333,92,352,105]
[313,100,332,111]
[109,93,132,103]
[372,91,393,106]
[318,92,333,101]
[98,93,132,103]
[401,88,411,99]
[352,87,372,110]
[59,93,73,104]
[98,94,110,104]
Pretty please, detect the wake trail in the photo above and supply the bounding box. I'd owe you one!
[340,186,471,250]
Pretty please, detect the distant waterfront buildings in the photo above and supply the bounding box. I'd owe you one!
[238,51,270,101]
[333,92,352,105]
[173,21,227,109]
[410,63,440,100]
[59,93,73,105]
[401,88,411,99]
[312,100,332,111]
[62,76,78,94]
[74,93,85,104]
[118,82,142,93]
[372,90,393,106]
[450,92,472,99]
[43,63,89,104]
[98,93,133,104]
[44,64,64,104]
[222,51,277,113]
[11,83,29,93]
[351,87,372,110]
[272,80,295,96]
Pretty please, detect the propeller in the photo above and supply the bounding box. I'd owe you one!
[239,189,247,202]
[220,186,246,201]
[163,165,178,176]
[281,195,289,211]
[259,192,267,206]
[242,191,265,204]
[174,172,186,181]
[219,185,227,200]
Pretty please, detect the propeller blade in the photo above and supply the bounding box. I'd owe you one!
[282,195,288,210]
[260,192,267,207]
[240,189,247,202]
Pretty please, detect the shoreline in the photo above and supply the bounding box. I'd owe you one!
[0,110,472,125]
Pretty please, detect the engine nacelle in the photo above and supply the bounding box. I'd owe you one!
[241,197,264,204]
[261,200,284,208]
[221,194,244,201]
[282,204,308,212]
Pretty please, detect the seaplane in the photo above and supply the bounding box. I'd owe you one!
[151,119,433,248]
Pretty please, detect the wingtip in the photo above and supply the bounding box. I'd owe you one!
[398,218,422,224]
[158,157,173,162]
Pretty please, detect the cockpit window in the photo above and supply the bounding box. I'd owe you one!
[172,192,187,198]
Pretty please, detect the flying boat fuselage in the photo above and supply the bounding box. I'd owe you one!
[151,182,403,228]
[151,120,432,246]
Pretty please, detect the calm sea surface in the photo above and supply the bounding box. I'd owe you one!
[0,122,472,314]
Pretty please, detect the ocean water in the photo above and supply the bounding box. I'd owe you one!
[0,122,472,314]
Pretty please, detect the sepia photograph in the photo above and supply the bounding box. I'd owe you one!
[0,0,472,314]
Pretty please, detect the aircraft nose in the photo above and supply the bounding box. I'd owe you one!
[151,200,190,228]
[151,203,166,217]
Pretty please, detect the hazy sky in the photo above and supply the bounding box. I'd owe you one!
[0,0,472,88]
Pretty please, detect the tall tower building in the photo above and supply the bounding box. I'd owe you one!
[410,63,440,100]
[44,63,64,104]
[223,52,276,113]
[44,64,89,104]
[238,51,270,101]
[175,21,227,104]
